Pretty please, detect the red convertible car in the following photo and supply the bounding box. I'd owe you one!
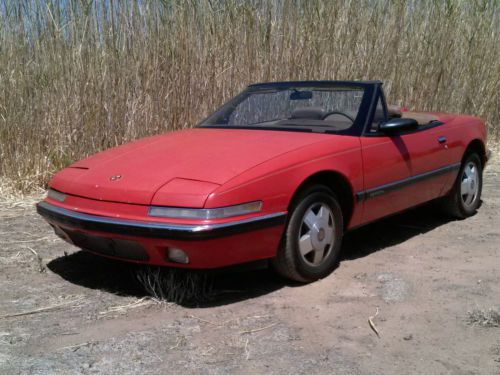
[37,81,490,282]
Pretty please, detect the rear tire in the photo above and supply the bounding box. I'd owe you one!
[271,185,343,282]
[440,153,482,219]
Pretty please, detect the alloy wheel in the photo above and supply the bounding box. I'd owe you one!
[297,202,335,266]
[460,161,479,207]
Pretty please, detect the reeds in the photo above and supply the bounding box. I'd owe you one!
[1,0,499,192]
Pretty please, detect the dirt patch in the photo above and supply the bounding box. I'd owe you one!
[1,160,499,375]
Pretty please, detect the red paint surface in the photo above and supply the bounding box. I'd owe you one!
[44,112,487,268]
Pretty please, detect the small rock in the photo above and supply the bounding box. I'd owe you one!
[403,334,413,341]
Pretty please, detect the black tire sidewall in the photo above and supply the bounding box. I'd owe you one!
[285,186,343,280]
[456,153,482,216]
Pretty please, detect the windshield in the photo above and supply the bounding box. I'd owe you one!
[199,85,366,133]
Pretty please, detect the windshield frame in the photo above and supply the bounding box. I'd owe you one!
[197,81,379,136]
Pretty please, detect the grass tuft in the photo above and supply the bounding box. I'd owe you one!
[466,308,500,328]
[135,266,214,306]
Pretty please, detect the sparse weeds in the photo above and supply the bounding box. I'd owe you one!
[135,267,214,306]
[491,342,500,363]
[466,308,500,328]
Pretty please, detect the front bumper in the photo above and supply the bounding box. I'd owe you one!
[37,201,287,268]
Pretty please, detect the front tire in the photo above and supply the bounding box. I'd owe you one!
[441,153,483,219]
[272,185,343,282]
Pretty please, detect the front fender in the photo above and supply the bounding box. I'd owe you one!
[205,136,363,225]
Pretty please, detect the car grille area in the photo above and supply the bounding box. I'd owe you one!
[66,231,150,261]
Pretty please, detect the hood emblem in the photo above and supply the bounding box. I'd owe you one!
[110,174,122,181]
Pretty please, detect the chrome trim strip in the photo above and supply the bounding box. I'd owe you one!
[36,201,287,240]
[356,162,461,202]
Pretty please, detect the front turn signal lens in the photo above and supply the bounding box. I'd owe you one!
[47,188,66,202]
[148,201,262,220]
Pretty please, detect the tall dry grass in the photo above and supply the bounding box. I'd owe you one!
[1,0,499,192]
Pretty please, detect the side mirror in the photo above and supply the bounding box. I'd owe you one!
[379,118,418,133]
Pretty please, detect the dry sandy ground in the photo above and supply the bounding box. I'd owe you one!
[1,161,499,375]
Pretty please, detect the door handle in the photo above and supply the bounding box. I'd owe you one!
[438,136,446,144]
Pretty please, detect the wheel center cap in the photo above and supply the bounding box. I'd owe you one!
[317,228,325,241]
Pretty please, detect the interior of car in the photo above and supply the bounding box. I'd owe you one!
[388,104,439,125]
[279,103,439,132]
[275,106,355,130]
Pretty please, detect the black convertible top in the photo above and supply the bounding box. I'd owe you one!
[248,80,383,90]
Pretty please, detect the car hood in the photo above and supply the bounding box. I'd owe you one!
[50,128,330,206]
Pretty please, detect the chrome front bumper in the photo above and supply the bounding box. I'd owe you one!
[36,201,287,241]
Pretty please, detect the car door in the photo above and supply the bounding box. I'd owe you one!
[396,119,458,202]
[358,90,452,225]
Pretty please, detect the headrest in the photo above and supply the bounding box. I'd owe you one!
[401,111,438,125]
[387,104,402,118]
[290,106,325,120]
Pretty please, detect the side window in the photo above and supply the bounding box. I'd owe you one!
[369,96,387,133]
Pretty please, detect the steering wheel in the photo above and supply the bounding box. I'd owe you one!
[322,111,354,122]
